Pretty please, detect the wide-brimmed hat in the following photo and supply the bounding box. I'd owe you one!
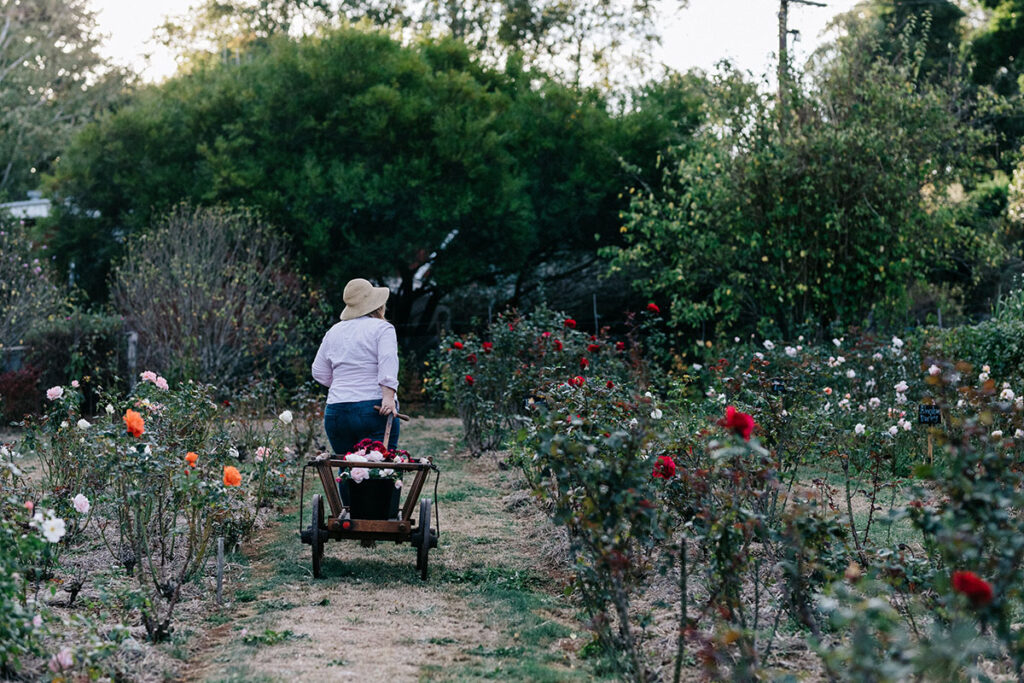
[340,279,390,321]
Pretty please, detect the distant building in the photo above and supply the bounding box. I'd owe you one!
[0,190,51,225]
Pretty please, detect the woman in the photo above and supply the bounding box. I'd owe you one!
[312,278,400,509]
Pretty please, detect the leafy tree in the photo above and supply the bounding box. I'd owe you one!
[0,0,127,199]
[0,213,65,349]
[606,40,997,338]
[49,26,698,337]
[969,0,1024,94]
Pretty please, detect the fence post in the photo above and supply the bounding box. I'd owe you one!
[216,536,225,604]
[593,293,599,335]
[126,331,138,389]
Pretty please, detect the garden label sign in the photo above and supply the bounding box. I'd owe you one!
[770,379,786,394]
[918,404,941,425]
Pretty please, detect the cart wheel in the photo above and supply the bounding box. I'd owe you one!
[417,499,431,581]
[311,494,325,579]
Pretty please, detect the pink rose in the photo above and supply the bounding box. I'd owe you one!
[46,386,63,401]
[155,376,169,391]
[140,370,157,383]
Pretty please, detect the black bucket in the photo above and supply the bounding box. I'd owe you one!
[348,478,400,520]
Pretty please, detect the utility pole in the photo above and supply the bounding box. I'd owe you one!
[778,0,827,116]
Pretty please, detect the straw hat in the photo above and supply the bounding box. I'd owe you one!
[340,279,390,321]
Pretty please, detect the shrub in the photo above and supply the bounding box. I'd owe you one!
[0,216,66,350]
[0,365,41,424]
[109,204,302,387]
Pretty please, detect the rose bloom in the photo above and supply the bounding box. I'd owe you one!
[482,342,493,353]
[46,386,63,401]
[72,494,90,514]
[553,339,563,351]
[568,376,586,387]
[223,466,242,487]
[646,303,660,314]
[606,380,614,389]
[579,357,589,369]
[140,370,158,383]
[155,376,169,390]
[952,571,994,607]
[652,455,675,479]
[465,374,475,386]
[279,409,293,424]
[185,452,199,467]
[719,406,755,441]
[467,353,478,364]
[587,343,601,353]
[564,318,577,329]
[123,409,145,438]
[71,380,79,388]
[615,341,626,351]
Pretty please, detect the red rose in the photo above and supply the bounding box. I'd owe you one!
[452,341,464,350]
[579,357,589,369]
[465,374,475,386]
[606,380,614,389]
[564,318,576,329]
[569,376,586,387]
[718,405,755,441]
[467,353,478,364]
[587,343,601,353]
[482,342,493,353]
[652,455,676,479]
[508,323,515,331]
[952,571,994,607]
[615,341,626,351]
[553,339,563,351]
[646,303,660,314]
[541,331,551,338]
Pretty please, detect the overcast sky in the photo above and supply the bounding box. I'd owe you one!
[90,0,865,82]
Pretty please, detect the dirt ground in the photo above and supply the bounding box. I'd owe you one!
[183,418,592,682]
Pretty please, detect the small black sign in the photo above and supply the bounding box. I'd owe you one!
[918,404,941,425]
[770,379,786,394]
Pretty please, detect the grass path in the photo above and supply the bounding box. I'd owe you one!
[185,418,594,682]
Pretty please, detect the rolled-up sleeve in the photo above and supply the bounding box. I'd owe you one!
[377,324,399,391]
[311,334,333,387]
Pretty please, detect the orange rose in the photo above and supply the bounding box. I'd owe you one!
[123,409,144,438]
[185,451,198,467]
[223,466,242,487]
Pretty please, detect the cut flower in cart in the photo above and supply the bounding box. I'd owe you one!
[335,438,426,487]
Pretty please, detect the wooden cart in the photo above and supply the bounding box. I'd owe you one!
[299,451,439,580]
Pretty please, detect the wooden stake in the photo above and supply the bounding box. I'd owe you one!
[216,536,224,604]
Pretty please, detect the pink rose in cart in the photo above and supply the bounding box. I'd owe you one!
[46,386,63,401]
[350,467,370,483]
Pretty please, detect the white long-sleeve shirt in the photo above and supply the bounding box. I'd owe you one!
[311,317,399,404]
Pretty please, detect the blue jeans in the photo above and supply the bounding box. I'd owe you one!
[324,400,400,508]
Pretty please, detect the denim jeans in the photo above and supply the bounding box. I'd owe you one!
[324,400,400,508]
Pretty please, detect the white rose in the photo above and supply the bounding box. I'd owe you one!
[891,336,904,348]
[983,365,991,373]
[350,467,370,483]
[895,381,909,393]
[692,363,703,371]
[650,408,663,420]
[846,369,856,379]
[868,397,881,408]
[59,421,68,429]
[763,340,775,350]
[42,516,66,543]
[928,364,941,376]
[854,424,865,435]
[278,410,293,424]
[784,346,797,357]
[1000,388,1015,401]
[888,426,898,436]
[229,447,239,459]
[76,419,91,430]
[105,403,115,415]
[895,393,907,405]
[992,430,1003,439]
[832,338,842,347]
[979,372,990,382]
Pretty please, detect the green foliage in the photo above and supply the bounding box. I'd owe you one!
[606,44,994,337]
[0,0,128,199]
[931,285,1024,379]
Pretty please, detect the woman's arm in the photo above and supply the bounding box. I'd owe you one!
[311,334,333,387]
[376,324,399,414]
